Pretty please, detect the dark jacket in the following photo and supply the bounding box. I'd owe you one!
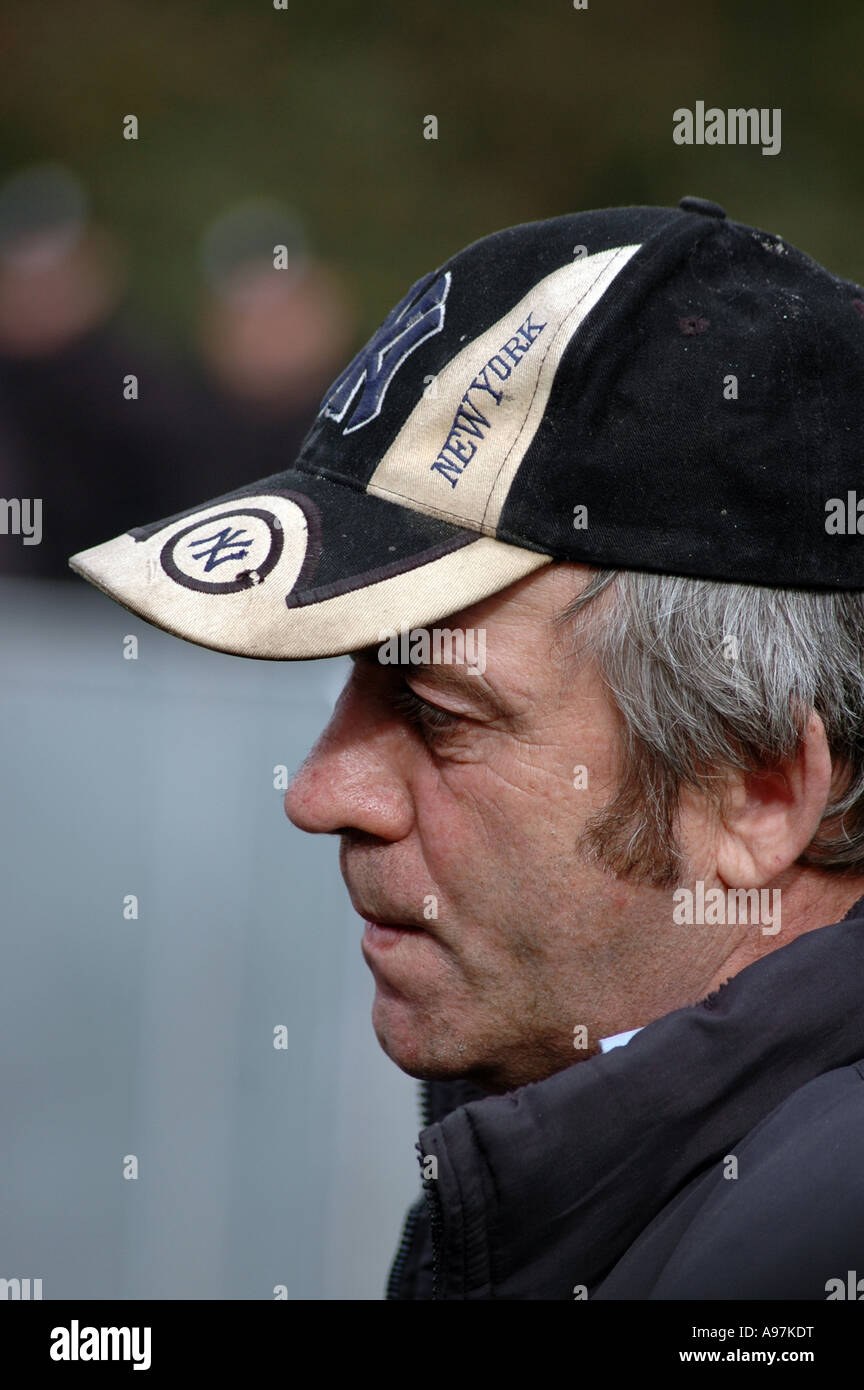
[387,897,864,1299]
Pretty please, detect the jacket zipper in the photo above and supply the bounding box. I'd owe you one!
[384,1081,435,1299]
[423,1161,444,1299]
[384,1187,425,1299]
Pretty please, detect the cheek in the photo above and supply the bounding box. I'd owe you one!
[411,753,574,903]
[407,707,625,895]
[411,763,495,865]
[407,772,509,920]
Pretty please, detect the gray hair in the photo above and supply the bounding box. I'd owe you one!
[560,570,864,886]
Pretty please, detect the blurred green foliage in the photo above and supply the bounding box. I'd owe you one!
[3,0,863,341]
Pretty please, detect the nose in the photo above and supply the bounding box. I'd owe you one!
[284,667,414,841]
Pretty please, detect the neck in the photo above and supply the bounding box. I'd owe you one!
[700,869,864,998]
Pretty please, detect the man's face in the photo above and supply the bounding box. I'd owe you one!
[284,564,726,1092]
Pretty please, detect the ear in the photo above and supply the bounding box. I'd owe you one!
[714,713,833,888]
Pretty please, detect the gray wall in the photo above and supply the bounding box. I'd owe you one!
[0,576,421,1299]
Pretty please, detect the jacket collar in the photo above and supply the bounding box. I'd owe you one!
[419,898,864,1299]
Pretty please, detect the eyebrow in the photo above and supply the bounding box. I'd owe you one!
[351,646,510,719]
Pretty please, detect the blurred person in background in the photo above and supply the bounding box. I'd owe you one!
[0,166,355,578]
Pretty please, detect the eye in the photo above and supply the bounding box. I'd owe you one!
[391,683,461,738]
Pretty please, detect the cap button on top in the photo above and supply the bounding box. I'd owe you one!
[679,195,727,219]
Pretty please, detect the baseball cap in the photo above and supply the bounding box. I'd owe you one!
[69,196,864,659]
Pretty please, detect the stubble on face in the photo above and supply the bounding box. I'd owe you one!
[340,566,710,1092]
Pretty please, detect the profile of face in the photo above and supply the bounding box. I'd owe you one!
[284,564,836,1092]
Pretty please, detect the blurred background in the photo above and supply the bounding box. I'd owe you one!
[0,0,862,1297]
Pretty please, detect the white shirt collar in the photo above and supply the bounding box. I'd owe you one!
[598,1027,643,1054]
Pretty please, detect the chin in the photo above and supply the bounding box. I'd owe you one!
[371,995,477,1082]
[369,994,574,1092]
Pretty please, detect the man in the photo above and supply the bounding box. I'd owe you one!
[70,196,864,1300]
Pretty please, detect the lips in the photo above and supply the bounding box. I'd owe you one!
[360,916,425,951]
[353,900,424,932]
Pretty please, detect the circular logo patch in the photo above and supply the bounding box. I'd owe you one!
[161,507,284,593]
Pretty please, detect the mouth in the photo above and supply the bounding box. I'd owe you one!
[360,915,426,951]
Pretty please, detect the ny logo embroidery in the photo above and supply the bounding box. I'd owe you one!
[320,270,451,433]
[188,526,254,571]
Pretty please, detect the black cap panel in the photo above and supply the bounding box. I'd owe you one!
[293,206,686,492]
[498,214,864,586]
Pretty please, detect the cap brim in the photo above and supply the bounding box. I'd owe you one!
[68,469,552,659]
